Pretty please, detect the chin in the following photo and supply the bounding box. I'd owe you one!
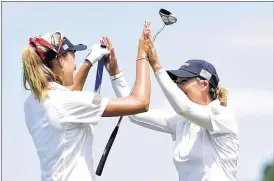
[69,81,74,86]
[63,80,74,87]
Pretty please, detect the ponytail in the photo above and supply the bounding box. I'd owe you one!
[22,32,65,101]
[209,84,228,107]
[216,85,228,107]
[22,45,56,101]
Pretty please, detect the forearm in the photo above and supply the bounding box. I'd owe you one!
[70,60,92,91]
[130,58,151,106]
[102,57,151,117]
[154,68,213,130]
[111,74,173,133]
[111,73,131,97]
[150,61,162,73]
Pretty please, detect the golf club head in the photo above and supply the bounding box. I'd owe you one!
[159,8,177,25]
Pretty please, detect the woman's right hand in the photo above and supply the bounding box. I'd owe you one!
[85,44,110,66]
[100,36,120,76]
[137,21,151,58]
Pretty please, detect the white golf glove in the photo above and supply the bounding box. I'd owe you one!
[85,44,110,65]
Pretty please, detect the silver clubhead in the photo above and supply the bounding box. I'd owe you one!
[159,8,177,25]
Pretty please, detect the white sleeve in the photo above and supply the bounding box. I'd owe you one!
[49,90,108,125]
[129,109,178,134]
[208,106,239,135]
[155,68,238,135]
[154,68,214,131]
[111,74,177,134]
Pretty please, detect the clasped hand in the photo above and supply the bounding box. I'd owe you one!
[138,21,160,67]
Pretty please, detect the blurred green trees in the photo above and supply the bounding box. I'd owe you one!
[262,161,274,181]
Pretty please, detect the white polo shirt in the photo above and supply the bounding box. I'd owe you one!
[24,82,108,181]
[168,101,239,181]
[111,71,239,181]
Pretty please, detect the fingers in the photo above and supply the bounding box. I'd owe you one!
[100,38,106,46]
[100,36,116,61]
[101,36,114,51]
[143,21,151,40]
[143,21,150,31]
[105,37,112,49]
[103,36,115,57]
[147,30,154,46]
[142,21,153,46]
[140,21,150,40]
[102,37,108,46]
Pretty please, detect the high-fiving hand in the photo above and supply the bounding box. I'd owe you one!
[100,36,120,76]
[137,21,151,59]
[143,22,160,68]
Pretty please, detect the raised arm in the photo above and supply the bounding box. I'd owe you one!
[98,24,174,133]
[70,60,92,91]
[145,28,214,131]
[70,42,111,91]
[101,22,151,117]
[57,22,174,134]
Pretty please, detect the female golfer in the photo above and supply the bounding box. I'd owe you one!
[109,23,239,181]
[23,22,151,181]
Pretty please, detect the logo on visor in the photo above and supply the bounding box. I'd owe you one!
[62,44,69,50]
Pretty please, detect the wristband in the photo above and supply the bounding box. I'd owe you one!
[110,71,124,81]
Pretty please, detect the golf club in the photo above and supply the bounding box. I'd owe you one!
[153,8,177,41]
[95,8,177,176]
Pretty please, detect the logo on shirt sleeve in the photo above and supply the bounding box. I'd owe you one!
[92,93,102,106]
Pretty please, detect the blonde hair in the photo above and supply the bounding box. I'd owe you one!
[196,77,228,106]
[216,86,228,107]
[210,85,228,107]
[22,32,64,101]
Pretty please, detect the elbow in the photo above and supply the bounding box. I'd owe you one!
[140,100,149,112]
[143,103,149,112]
[137,99,149,113]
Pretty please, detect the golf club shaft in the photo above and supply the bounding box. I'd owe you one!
[153,24,166,41]
[96,19,173,176]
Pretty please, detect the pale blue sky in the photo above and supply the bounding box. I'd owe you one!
[2,2,273,181]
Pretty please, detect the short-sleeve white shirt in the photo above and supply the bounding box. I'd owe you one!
[167,100,239,181]
[24,82,108,181]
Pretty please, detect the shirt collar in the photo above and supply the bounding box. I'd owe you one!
[49,82,70,91]
[207,99,220,107]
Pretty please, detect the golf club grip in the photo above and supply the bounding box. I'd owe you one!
[96,125,120,176]
[94,57,105,93]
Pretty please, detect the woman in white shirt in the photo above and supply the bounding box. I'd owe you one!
[23,22,152,181]
[109,24,239,181]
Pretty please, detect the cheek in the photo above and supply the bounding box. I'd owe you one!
[183,82,200,94]
[65,58,75,72]
[190,84,203,95]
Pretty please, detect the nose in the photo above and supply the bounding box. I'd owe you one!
[74,64,76,70]
[177,83,188,94]
[177,83,184,91]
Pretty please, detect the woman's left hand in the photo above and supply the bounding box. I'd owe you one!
[145,28,162,71]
